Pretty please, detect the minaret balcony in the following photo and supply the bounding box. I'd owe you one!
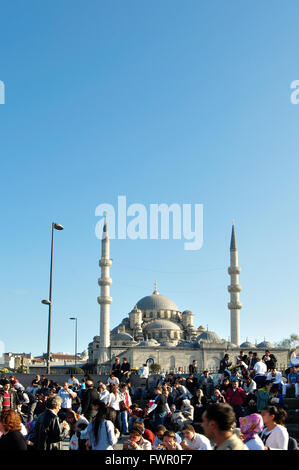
[97,295,113,305]
[98,278,112,286]
[227,284,242,293]
[99,258,112,267]
[228,267,241,275]
[228,301,242,310]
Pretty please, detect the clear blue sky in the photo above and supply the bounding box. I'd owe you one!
[0,0,299,356]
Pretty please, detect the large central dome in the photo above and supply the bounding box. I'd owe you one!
[136,294,179,311]
[136,283,179,311]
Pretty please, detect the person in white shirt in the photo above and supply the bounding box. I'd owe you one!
[266,369,283,385]
[67,375,80,389]
[138,364,149,379]
[107,374,120,386]
[253,358,267,376]
[260,406,289,450]
[98,383,110,405]
[181,424,212,450]
[58,382,77,411]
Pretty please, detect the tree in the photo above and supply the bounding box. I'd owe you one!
[150,363,161,374]
[275,334,299,351]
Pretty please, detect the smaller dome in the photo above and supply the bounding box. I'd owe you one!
[182,310,193,315]
[178,340,195,348]
[240,341,256,349]
[227,342,238,348]
[145,320,181,331]
[196,331,223,344]
[257,341,275,349]
[137,339,160,347]
[160,340,178,347]
[112,332,133,342]
[130,304,142,314]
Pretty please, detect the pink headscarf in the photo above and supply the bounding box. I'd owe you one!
[239,414,264,444]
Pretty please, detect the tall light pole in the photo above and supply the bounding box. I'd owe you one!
[69,317,78,369]
[41,222,64,374]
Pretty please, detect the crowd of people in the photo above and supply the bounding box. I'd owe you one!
[0,351,298,451]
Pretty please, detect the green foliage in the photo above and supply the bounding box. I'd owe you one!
[275,333,299,351]
[150,363,161,374]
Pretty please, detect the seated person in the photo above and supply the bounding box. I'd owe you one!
[171,399,194,431]
[161,430,182,450]
[123,426,152,450]
[181,423,212,450]
[269,384,285,409]
[282,366,299,397]
[128,403,144,430]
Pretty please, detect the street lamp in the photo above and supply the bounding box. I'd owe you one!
[41,222,64,374]
[69,317,78,369]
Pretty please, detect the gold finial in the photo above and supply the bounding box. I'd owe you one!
[153,280,159,295]
[232,219,235,226]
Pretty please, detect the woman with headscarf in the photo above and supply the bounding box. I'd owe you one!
[239,413,264,450]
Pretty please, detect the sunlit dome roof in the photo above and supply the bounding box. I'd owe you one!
[240,341,256,348]
[137,339,160,347]
[196,331,223,344]
[136,282,179,311]
[144,320,181,331]
[257,341,275,349]
[112,332,134,342]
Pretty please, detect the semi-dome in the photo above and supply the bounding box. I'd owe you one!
[144,320,181,331]
[112,332,134,342]
[136,294,178,311]
[240,341,256,348]
[182,310,193,315]
[196,331,223,344]
[257,341,275,349]
[137,339,160,347]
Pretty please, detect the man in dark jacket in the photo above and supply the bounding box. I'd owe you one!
[33,396,69,450]
[262,350,277,371]
[81,379,99,422]
[120,358,131,381]
[219,354,232,373]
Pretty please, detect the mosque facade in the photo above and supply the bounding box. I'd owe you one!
[87,218,288,373]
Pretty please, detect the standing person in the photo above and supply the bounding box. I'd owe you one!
[225,380,246,422]
[119,384,131,435]
[68,375,80,389]
[0,383,19,411]
[253,358,267,388]
[139,363,149,389]
[81,380,99,422]
[189,360,198,375]
[201,403,247,450]
[260,406,289,450]
[33,396,70,450]
[239,414,264,450]
[120,358,131,382]
[219,354,232,374]
[111,357,122,380]
[262,350,277,371]
[247,351,255,371]
[85,401,120,450]
[107,384,121,430]
[58,382,77,417]
[146,386,167,430]
[0,410,27,450]
[199,370,215,399]
[98,383,110,405]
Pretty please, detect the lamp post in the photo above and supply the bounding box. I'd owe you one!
[69,317,78,369]
[41,222,64,374]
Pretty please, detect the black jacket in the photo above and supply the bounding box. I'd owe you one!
[0,431,27,450]
[81,387,99,421]
[33,408,69,450]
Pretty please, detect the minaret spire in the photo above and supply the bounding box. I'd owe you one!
[97,214,112,367]
[227,222,242,346]
[153,280,159,295]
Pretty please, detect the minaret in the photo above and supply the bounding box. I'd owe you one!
[97,212,112,364]
[227,221,242,346]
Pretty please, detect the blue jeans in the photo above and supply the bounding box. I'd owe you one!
[150,411,167,430]
[120,411,129,434]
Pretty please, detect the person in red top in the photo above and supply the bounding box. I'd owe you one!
[133,422,155,445]
[225,380,247,423]
[0,384,18,411]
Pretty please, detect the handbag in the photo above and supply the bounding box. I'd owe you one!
[119,400,127,412]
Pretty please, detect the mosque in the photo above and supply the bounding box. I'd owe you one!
[87,218,288,373]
